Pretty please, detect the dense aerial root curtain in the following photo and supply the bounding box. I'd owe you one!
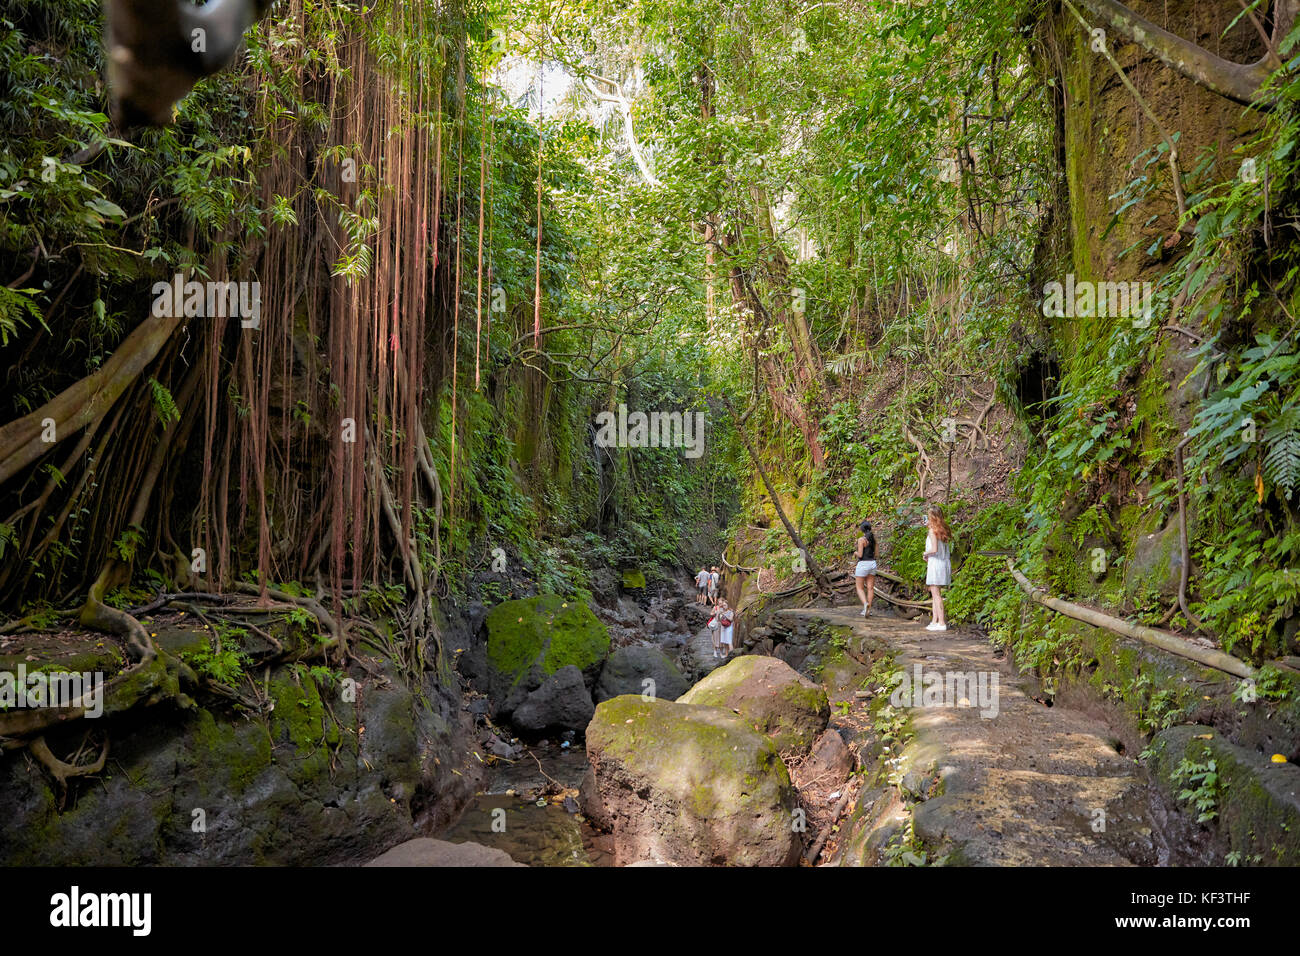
[534,67,544,350]
[177,0,455,630]
[475,68,488,390]
[448,39,468,538]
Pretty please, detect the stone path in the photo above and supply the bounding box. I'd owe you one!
[775,607,1165,866]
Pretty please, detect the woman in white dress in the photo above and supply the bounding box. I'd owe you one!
[717,600,735,656]
[922,506,952,631]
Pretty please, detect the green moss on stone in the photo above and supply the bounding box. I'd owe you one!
[191,708,274,794]
[485,594,610,687]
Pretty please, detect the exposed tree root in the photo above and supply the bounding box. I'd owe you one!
[30,733,109,802]
[0,311,183,486]
[80,566,157,666]
[232,582,345,657]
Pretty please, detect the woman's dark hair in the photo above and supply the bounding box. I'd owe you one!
[857,522,876,560]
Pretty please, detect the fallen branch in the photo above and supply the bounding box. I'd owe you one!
[1007,561,1254,679]
[724,398,833,595]
[805,783,856,865]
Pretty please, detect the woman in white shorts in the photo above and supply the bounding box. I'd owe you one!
[923,506,952,631]
[853,521,878,617]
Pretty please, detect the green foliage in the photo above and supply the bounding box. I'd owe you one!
[147,378,180,428]
[111,524,145,564]
[181,644,251,687]
[0,286,48,347]
[1172,755,1222,824]
[882,819,944,867]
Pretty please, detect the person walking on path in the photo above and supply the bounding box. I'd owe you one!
[707,566,720,606]
[706,602,722,657]
[712,598,733,658]
[717,598,738,658]
[694,567,710,604]
[923,505,953,631]
[853,520,878,617]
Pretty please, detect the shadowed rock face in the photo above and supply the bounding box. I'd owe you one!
[678,655,830,754]
[583,695,802,867]
[0,655,480,866]
[594,645,690,703]
[511,665,595,736]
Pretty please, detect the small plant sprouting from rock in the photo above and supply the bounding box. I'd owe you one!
[1172,756,1222,824]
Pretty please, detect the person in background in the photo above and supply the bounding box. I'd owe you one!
[853,520,878,618]
[708,565,720,606]
[922,505,953,631]
[694,566,710,604]
[717,599,735,657]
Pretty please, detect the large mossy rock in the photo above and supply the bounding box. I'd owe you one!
[677,655,829,754]
[584,696,802,866]
[594,645,690,703]
[481,595,611,717]
[0,661,479,865]
[1148,725,1300,865]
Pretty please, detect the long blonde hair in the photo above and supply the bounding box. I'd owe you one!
[928,506,952,543]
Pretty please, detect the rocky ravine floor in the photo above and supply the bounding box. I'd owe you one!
[774,607,1171,866]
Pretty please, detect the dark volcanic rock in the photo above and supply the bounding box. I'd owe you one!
[594,645,690,703]
[511,665,596,736]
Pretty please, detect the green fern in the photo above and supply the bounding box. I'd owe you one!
[0,286,48,347]
[1263,399,1300,499]
[147,378,181,427]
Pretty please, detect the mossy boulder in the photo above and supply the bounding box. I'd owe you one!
[480,595,610,717]
[621,568,647,590]
[1148,725,1300,865]
[678,655,829,754]
[0,659,477,865]
[511,664,595,736]
[584,696,802,866]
